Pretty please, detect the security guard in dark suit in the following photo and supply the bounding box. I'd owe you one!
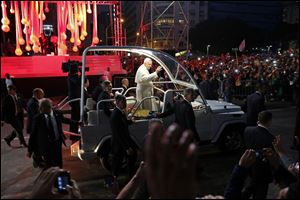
[157,88,201,143]
[2,85,27,147]
[244,83,266,126]
[110,95,137,179]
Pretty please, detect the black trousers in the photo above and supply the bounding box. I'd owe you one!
[241,178,269,199]
[69,101,80,141]
[241,163,272,199]
[112,148,137,178]
[5,114,26,145]
[43,140,63,169]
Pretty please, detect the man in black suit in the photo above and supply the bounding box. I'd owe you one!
[244,83,266,126]
[110,95,137,180]
[157,88,200,143]
[83,77,91,105]
[121,78,129,95]
[27,98,78,169]
[242,110,275,199]
[1,85,27,147]
[199,73,214,100]
[26,88,44,134]
[67,69,81,141]
[92,76,104,102]
[98,80,115,117]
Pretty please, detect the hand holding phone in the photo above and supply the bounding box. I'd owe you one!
[31,167,81,199]
[54,171,71,194]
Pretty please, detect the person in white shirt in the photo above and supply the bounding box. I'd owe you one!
[134,58,162,110]
[5,73,14,89]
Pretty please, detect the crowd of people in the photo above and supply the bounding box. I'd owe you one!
[181,48,299,103]
[1,48,299,199]
[121,48,299,103]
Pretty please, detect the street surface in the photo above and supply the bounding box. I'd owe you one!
[1,106,298,198]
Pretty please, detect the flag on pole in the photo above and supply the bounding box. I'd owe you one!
[239,39,245,52]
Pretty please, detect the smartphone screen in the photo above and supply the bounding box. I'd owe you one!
[55,171,71,194]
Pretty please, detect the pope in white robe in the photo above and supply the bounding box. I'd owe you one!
[135,58,162,111]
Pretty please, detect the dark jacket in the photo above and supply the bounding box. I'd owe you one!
[84,88,91,105]
[110,108,137,153]
[28,110,72,156]
[92,85,103,102]
[243,126,275,150]
[98,91,114,117]
[26,97,40,134]
[67,74,81,100]
[29,110,79,168]
[245,92,265,126]
[1,94,24,123]
[224,165,249,199]
[199,80,214,100]
[243,126,275,183]
[159,99,198,137]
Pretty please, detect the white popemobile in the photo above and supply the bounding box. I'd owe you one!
[66,46,246,171]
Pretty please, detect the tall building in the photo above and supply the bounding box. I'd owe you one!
[208,1,283,31]
[282,1,299,24]
[122,1,208,50]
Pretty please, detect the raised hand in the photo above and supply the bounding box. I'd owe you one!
[238,149,256,168]
[145,122,197,199]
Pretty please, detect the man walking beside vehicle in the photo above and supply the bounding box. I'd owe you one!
[110,95,137,182]
[27,88,44,134]
[157,88,201,143]
[2,85,27,147]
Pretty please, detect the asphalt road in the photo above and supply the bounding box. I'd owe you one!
[1,106,298,199]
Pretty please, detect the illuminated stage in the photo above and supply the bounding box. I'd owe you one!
[1,55,124,78]
[1,55,126,98]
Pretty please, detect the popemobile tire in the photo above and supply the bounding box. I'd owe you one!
[98,138,127,173]
[217,126,245,153]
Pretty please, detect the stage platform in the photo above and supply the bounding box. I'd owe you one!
[1,55,127,98]
[1,55,125,78]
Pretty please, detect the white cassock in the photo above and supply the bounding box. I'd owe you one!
[135,64,158,111]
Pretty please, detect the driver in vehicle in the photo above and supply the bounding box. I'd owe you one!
[135,58,162,111]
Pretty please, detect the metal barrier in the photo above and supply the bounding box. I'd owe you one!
[112,87,124,94]
[57,96,69,107]
[58,98,81,110]
[96,97,138,126]
[130,96,161,118]
[124,87,136,96]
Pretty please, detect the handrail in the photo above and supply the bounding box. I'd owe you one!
[112,87,124,94]
[153,86,165,95]
[123,87,136,96]
[130,96,161,118]
[95,97,137,126]
[126,97,138,113]
[58,98,81,110]
[152,81,174,84]
[57,96,69,107]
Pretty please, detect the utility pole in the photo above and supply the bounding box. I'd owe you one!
[150,1,153,48]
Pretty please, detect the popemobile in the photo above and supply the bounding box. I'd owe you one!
[61,46,246,171]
